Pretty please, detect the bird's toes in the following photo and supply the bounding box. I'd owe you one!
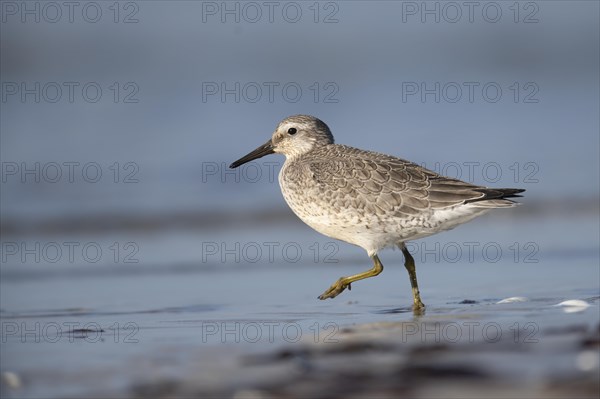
[318,278,350,300]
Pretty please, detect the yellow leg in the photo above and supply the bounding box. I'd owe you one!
[400,244,426,311]
[318,254,384,300]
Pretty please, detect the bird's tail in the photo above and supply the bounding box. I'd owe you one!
[466,188,525,208]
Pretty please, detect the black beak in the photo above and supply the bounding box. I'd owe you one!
[229,140,275,168]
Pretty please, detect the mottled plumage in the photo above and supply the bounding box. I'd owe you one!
[230,115,524,312]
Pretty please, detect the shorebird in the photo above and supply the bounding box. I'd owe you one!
[230,115,524,312]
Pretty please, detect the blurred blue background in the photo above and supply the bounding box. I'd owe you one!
[1,2,599,398]
[2,1,598,224]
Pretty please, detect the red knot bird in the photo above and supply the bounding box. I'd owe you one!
[230,115,524,313]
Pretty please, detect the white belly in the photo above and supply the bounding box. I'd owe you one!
[278,163,492,256]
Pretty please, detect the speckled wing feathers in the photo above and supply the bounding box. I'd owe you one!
[295,144,517,218]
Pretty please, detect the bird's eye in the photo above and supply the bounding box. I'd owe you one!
[287,128,297,135]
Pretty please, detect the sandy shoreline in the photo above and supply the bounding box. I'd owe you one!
[70,314,597,399]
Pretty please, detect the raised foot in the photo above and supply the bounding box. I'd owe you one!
[318,278,351,300]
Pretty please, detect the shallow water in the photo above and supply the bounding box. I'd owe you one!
[1,212,598,398]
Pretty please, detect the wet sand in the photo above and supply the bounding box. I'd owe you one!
[1,213,599,398]
[131,317,600,399]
